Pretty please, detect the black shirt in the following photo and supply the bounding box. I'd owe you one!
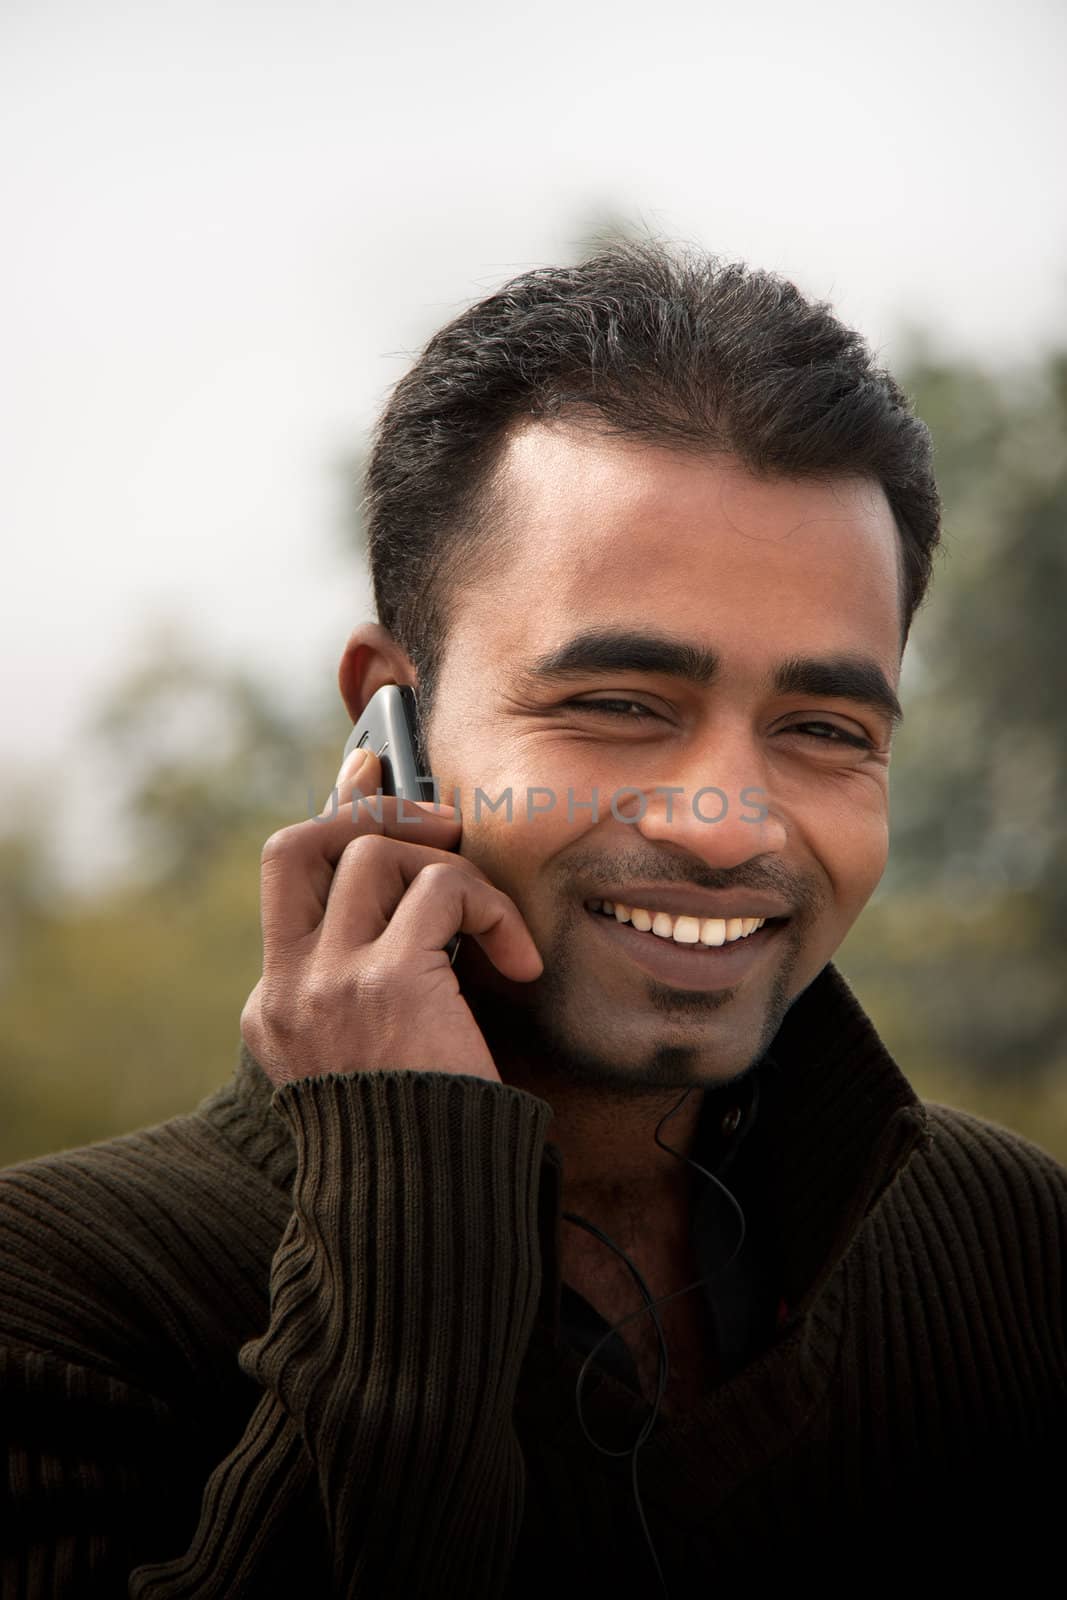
[555,1051,786,1401]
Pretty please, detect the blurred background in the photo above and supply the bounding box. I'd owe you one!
[1,0,1065,1167]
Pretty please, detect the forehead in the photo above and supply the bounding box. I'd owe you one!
[451,420,903,677]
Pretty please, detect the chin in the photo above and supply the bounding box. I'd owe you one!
[527,996,754,1087]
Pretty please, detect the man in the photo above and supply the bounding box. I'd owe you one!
[1,240,1063,1597]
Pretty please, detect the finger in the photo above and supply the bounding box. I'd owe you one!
[382,860,543,982]
[321,745,380,815]
[324,746,459,840]
[261,792,461,947]
[318,836,499,952]
[326,746,457,819]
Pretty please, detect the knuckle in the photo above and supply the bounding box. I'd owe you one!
[256,975,298,1039]
[402,861,451,904]
[261,825,298,863]
[419,858,461,886]
[239,986,263,1045]
[432,851,489,885]
[342,830,391,865]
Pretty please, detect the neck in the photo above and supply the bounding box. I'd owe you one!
[469,988,706,1216]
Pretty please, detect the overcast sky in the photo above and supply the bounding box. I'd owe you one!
[2,0,1064,883]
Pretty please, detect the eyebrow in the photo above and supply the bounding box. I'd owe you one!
[524,628,904,728]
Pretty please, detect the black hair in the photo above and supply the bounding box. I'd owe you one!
[363,237,942,724]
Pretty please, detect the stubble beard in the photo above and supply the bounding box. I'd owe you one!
[466,912,802,1097]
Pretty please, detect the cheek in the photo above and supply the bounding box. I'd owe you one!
[445,746,605,864]
[451,778,602,933]
[458,803,585,897]
[802,781,889,913]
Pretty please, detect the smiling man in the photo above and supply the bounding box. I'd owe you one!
[417,433,902,1085]
[1,241,1063,1598]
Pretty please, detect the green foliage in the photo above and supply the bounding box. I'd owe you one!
[0,636,348,1168]
[835,339,1067,1162]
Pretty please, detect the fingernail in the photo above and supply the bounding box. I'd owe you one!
[337,746,369,785]
[321,747,369,812]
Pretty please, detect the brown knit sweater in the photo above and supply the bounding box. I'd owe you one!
[1,962,1064,1597]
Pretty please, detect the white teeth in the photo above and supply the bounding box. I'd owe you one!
[589,900,769,945]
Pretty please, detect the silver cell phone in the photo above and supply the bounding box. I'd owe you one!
[345,685,460,965]
[344,684,435,803]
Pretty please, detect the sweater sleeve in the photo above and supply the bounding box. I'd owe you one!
[0,1067,554,1599]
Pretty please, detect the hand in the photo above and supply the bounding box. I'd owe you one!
[240,746,543,1087]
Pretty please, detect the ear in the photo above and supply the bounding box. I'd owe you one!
[337,623,418,723]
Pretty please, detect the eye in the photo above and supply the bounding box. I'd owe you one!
[563,697,660,721]
[785,721,873,750]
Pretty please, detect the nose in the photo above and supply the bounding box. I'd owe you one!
[624,724,788,870]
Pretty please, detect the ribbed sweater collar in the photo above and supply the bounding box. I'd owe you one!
[203,959,932,1328]
[199,960,933,1507]
[750,957,933,1316]
[529,960,932,1333]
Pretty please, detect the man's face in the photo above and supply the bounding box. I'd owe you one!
[423,421,903,1091]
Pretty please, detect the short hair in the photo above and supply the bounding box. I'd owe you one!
[363,238,942,724]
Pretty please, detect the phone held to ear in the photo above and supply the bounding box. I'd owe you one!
[345,685,461,966]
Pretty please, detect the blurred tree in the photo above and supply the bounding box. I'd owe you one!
[836,340,1067,1145]
[85,618,327,890]
[0,623,348,1166]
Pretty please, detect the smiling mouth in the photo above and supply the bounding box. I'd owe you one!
[585,898,788,950]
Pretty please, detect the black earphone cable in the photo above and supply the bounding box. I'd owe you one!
[561,1084,749,1598]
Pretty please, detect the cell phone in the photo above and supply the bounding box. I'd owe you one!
[344,684,435,803]
[345,685,460,965]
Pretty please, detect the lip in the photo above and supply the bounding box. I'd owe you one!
[585,887,793,920]
[585,903,785,992]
